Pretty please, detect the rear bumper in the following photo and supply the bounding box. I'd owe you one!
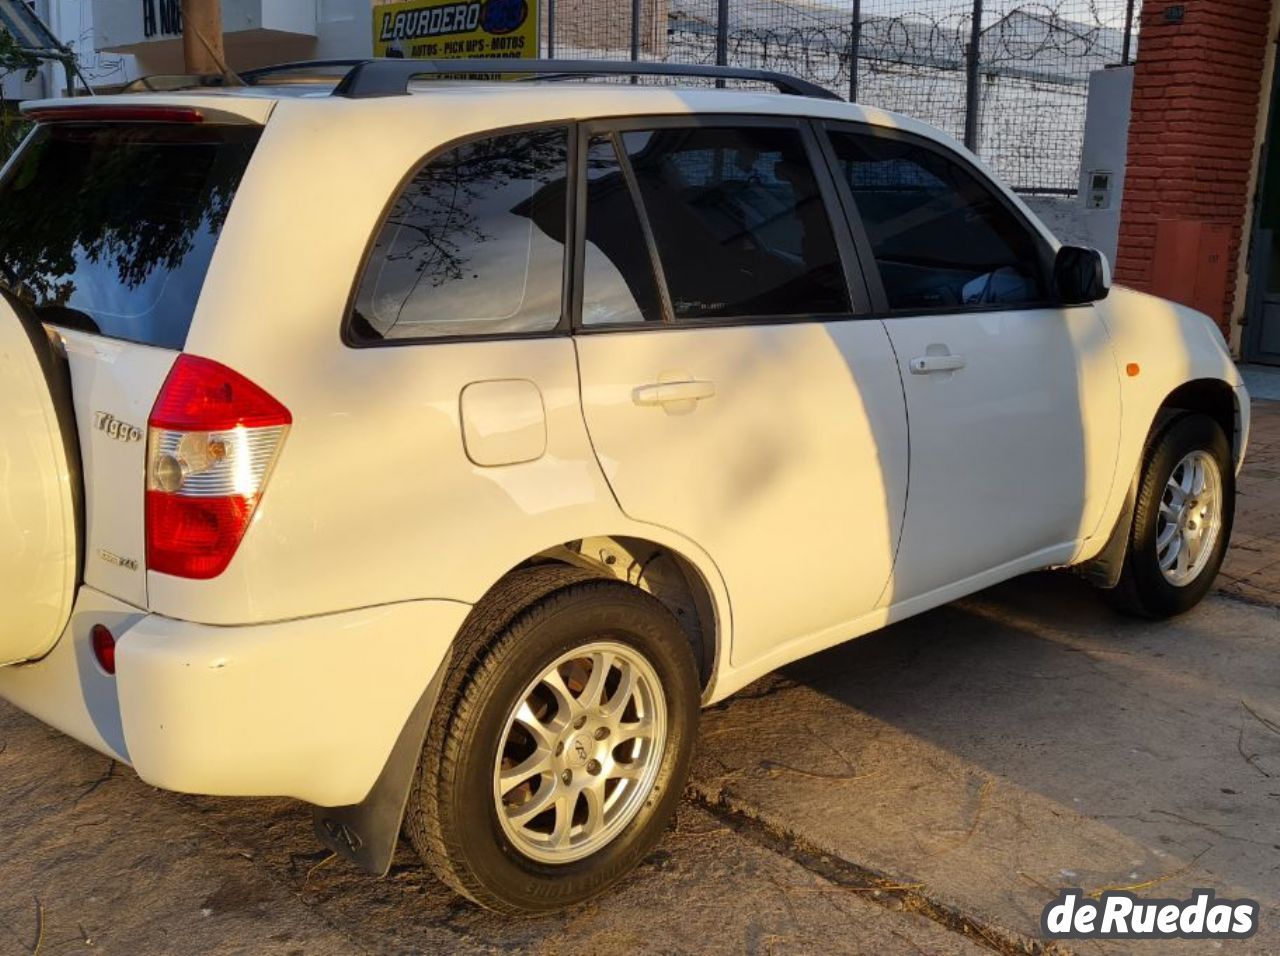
[0,587,469,807]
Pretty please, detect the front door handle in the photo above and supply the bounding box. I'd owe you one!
[632,379,716,409]
[909,354,967,375]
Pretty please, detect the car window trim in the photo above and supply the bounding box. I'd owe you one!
[341,119,579,349]
[572,113,873,333]
[817,119,1064,318]
[583,126,676,325]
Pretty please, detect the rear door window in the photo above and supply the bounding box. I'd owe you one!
[350,127,570,342]
[0,123,260,350]
[581,134,665,326]
[617,125,849,321]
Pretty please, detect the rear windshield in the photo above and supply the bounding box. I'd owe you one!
[0,122,259,350]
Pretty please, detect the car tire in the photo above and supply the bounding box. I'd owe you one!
[404,565,701,915]
[1109,413,1234,618]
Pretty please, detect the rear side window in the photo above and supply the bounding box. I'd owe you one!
[827,130,1050,311]
[350,127,569,342]
[619,125,849,321]
[0,123,260,350]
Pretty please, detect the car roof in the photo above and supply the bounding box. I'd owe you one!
[25,80,961,152]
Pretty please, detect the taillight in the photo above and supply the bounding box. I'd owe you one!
[24,106,206,124]
[146,355,290,579]
[91,624,116,675]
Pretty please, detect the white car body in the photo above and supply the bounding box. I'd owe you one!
[1,81,1248,820]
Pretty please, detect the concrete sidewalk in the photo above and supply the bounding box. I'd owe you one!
[1220,396,1280,606]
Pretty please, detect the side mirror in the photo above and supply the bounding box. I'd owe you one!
[1054,245,1110,305]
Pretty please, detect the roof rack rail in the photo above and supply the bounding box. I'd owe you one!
[239,60,370,86]
[326,58,842,101]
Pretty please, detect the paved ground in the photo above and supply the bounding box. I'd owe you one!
[1221,389,1280,605]
[1240,364,1280,403]
[1,401,1278,955]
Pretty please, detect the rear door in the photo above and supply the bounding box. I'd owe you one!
[0,113,262,610]
[572,118,909,668]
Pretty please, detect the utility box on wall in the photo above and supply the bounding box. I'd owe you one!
[1151,219,1233,325]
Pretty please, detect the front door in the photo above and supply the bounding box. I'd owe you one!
[822,123,1120,601]
[572,119,909,668]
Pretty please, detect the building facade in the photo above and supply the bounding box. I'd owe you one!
[1114,0,1280,364]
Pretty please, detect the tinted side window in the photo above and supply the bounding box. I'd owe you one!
[581,135,664,326]
[828,130,1049,311]
[351,127,568,342]
[619,126,849,320]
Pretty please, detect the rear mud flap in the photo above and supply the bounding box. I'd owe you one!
[312,657,448,876]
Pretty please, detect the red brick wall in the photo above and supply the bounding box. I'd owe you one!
[1114,0,1272,332]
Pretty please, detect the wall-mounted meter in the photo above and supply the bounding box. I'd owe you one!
[1087,170,1113,210]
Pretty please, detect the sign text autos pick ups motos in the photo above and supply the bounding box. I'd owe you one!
[373,0,537,59]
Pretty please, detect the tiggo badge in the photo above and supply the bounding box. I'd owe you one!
[94,412,143,443]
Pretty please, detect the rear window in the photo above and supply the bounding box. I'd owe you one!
[0,122,259,350]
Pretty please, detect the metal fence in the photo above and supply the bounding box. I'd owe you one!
[542,0,1138,194]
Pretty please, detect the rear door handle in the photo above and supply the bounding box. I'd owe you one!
[909,354,967,375]
[632,380,716,407]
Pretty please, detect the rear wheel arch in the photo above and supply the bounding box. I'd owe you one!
[313,537,724,876]
[515,535,721,692]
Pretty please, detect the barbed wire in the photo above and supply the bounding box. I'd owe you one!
[550,0,1137,193]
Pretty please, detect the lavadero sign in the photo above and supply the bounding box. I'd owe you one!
[373,0,537,59]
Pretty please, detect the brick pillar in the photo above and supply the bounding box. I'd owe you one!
[1114,0,1272,333]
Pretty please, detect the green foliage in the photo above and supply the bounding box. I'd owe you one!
[0,27,40,82]
[1,27,40,163]
[0,112,29,162]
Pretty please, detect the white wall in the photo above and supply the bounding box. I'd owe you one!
[316,0,375,61]
[1074,65,1134,265]
[90,0,373,77]
[1021,66,1134,266]
[53,0,140,90]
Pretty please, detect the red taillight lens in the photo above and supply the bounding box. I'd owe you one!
[145,492,256,579]
[146,355,290,580]
[150,354,293,431]
[91,624,116,675]
[24,106,206,125]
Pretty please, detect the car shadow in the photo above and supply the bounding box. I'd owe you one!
[692,572,1280,942]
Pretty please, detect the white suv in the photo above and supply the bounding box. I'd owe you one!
[1,59,1249,914]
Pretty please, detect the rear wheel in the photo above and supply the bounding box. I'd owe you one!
[1109,413,1234,618]
[405,568,700,915]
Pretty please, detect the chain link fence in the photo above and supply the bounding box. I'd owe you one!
[541,0,1138,194]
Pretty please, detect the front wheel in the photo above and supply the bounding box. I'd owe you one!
[1110,413,1235,618]
[405,568,700,915]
